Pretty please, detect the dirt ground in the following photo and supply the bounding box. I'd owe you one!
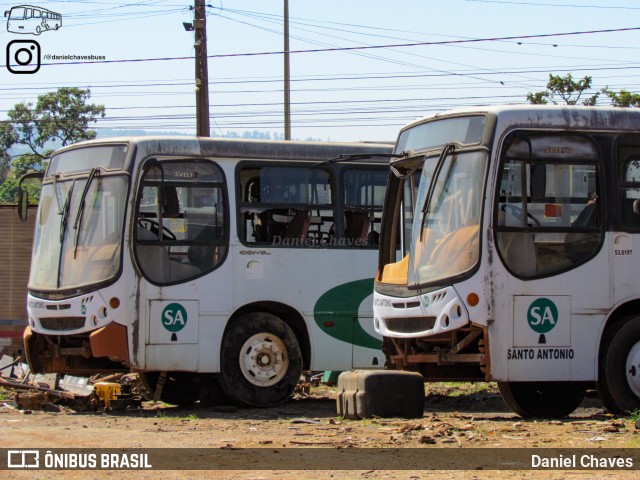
[1,381,639,480]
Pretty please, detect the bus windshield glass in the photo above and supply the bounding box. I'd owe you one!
[396,115,486,153]
[48,145,127,176]
[405,122,488,286]
[29,147,129,293]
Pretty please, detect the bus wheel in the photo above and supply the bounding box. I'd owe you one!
[200,376,235,407]
[139,372,200,406]
[219,313,302,407]
[598,316,640,414]
[498,381,585,418]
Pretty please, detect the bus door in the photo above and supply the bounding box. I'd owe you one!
[493,133,609,382]
[133,158,230,371]
[612,135,640,302]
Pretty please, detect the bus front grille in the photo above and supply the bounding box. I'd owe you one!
[40,317,86,331]
[385,316,436,334]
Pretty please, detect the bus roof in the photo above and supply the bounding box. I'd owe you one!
[402,105,640,134]
[9,4,59,12]
[52,136,393,164]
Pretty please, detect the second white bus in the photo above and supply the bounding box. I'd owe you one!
[374,105,640,417]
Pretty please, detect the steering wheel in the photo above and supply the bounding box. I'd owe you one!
[501,204,541,227]
[138,218,177,240]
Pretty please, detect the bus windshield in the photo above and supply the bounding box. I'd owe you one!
[29,147,129,293]
[408,148,487,286]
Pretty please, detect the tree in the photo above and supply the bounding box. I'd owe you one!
[527,73,599,106]
[1,87,105,159]
[0,87,105,204]
[601,88,640,108]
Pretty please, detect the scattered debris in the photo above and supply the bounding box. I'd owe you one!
[291,418,322,425]
[0,354,141,412]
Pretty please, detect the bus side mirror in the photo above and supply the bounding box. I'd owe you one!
[18,188,28,221]
[4,11,9,17]
[16,171,45,221]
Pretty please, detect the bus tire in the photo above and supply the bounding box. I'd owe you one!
[598,316,640,414]
[219,313,302,407]
[498,381,585,418]
[139,372,200,407]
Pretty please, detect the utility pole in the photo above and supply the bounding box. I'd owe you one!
[194,0,210,137]
[284,0,291,140]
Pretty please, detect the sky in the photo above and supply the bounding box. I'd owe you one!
[0,0,639,143]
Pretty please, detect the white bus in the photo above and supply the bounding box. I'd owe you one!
[5,5,62,35]
[374,105,640,417]
[19,137,391,406]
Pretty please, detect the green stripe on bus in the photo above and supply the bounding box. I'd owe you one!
[313,278,382,350]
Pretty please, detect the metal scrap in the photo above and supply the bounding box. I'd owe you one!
[0,354,141,412]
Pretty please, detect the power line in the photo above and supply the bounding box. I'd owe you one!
[22,26,640,68]
[463,0,640,9]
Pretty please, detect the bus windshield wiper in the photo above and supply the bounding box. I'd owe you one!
[72,168,100,259]
[313,152,401,167]
[59,182,74,244]
[419,143,456,241]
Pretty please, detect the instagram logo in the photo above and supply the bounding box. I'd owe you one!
[6,40,41,74]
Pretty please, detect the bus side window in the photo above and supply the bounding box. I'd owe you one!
[618,138,640,230]
[495,134,603,278]
[238,165,332,247]
[342,168,387,247]
[135,160,227,284]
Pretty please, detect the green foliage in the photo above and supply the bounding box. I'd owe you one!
[602,88,640,108]
[527,73,599,106]
[0,175,42,204]
[526,91,550,105]
[0,88,104,204]
[0,151,10,185]
[0,87,105,159]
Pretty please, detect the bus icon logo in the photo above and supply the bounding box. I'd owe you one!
[5,5,62,35]
[7,450,40,468]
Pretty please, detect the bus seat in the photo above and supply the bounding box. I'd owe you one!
[430,224,479,274]
[185,207,218,240]
[498,231,537,276]
[253,209,288,243]
[571,203,597,228]
[285,209,310,242]
[136,226,201,282]
[345,210,371,241]
[136,226,170,281]
[380,254,409,284]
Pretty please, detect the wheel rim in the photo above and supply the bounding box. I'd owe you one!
[625,340,640,397]
[239,332,289,387]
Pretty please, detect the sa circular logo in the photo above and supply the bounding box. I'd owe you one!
[527,298,558,334]
[161,303,188,332]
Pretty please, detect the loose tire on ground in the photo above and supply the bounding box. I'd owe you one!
[597,316,640,414]
[218,312,303,407]
[498,381,585,418]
